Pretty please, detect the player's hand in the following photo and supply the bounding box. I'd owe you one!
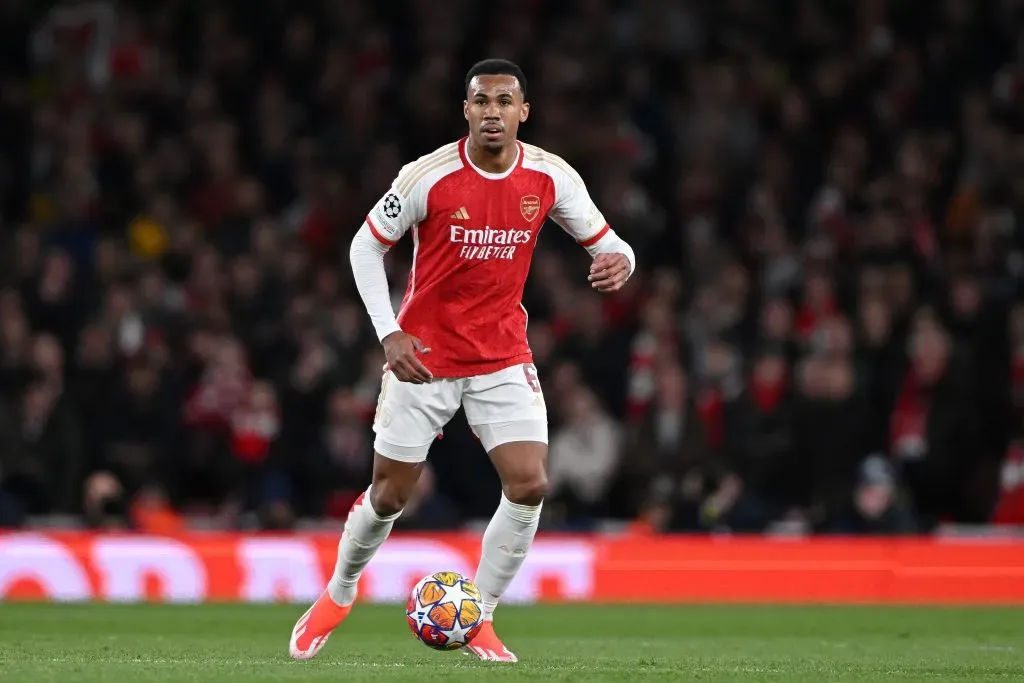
[382,331,433,384]
[588,253,631,293]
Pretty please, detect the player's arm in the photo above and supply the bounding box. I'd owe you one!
[350,182,433,383]
[547,160,636,293]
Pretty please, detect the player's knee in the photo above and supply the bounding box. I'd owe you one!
[369,478,417,517]
[370,451,425,516]
[504,475,547,507]
[368,485,409,517]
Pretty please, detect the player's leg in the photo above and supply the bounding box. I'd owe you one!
[325,454,423,606]
[461,363,548,662]
[467,437,546,662]
[289,453,425,660]
[289,373,456,660]
[475,438,547,620]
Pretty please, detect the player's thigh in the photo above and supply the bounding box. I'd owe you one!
[373,372,461,463]
[485,438,548,505]
[462,363,548,503]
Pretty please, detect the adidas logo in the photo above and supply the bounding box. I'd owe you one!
[449,207,470,220]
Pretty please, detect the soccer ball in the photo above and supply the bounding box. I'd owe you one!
[406,571,485,650]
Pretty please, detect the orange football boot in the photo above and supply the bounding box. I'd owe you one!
[465,620,518,662]
[288,591,353,660]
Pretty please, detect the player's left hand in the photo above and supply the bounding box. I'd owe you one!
[588,253,631,293]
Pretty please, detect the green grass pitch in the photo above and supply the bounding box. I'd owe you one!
[1,603,1022,682]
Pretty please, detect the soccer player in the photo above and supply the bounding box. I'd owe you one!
[289,59,636,663]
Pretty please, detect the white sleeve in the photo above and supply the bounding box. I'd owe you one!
[353,162,434,340]
[349,223,402,341]
[364,164,430,246]
[547,161,636,276]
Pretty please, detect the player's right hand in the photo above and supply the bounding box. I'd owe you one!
[382,331,433,384]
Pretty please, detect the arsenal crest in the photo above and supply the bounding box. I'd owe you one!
[520,195,541,222]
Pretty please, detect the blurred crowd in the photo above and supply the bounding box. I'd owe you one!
[2,0,1024,534]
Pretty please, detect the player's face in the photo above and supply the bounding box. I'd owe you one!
[464,74,530,151]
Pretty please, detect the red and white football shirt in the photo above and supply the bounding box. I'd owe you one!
[365,137,612,378]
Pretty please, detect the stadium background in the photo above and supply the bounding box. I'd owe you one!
[3,0,1024,606]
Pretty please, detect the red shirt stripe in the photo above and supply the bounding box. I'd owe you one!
[577,224,610,247]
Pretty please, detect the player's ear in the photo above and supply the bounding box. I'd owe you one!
[520,102,530,123]
[463,100,469,121]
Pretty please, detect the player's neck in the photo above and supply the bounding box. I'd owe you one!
[466,138,518,175]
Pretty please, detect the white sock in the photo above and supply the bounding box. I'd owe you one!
[473,493,542,621]
[326,487,401,607]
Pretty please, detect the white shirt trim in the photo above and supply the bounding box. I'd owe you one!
[463,138,520,180]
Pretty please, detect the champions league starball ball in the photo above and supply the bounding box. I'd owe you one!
[405,571,485,650]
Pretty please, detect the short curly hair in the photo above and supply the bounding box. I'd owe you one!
[464,59,528,99]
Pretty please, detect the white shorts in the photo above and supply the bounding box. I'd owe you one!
[373,362,548,462]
